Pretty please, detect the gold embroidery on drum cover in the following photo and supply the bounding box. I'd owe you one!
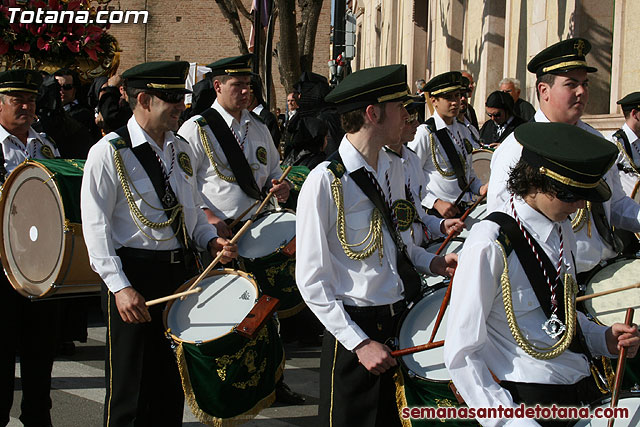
[233,359,267,390]
[265,259,297,292]
[215,327,269,381]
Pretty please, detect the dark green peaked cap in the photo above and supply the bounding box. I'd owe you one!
[324,64,410,113]
[527,38,597,76]
[515,122,617,202]
[207,54,253,77]
[0,69,42,94]
[424,71,462,97]
[617,92,640,112]
[122,61,191,93]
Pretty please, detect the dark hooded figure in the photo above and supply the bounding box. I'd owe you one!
[248,74,281,149]
[180,72,216,123]
[479,90,526,147]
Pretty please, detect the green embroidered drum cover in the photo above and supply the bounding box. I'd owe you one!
[280,165,310,210]
[33,159,85,223]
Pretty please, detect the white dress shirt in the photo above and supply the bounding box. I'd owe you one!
[81,116,217,293]
[178,100,281,220]
[295,137,438,351]
[444,196,613,427]
[407,111,483,208]
[0,124,60,174]
[486,109,640,273]
[385,145,445,245]
[611,122,640,197]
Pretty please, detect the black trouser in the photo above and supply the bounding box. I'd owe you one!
[319,304,403,427]
[500,376,602,427]
[0,274,59,427]
[102,249,193,427]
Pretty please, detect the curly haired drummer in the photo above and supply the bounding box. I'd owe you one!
[296,64,458,426]
[80,61,237,427]
[0,69,61,427]
[444,123,640,426]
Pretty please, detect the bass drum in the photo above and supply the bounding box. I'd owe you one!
[574,393,640,426]
[0,159,100,298]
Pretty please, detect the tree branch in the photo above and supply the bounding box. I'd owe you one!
[232,0,253,21]
[214,0,249,54]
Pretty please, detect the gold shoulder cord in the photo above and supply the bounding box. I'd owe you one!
[429,131,466,178]
[496,240,577,360]
[615,138,640,175]
[197,121,237,183]
[329,169,384,264]
[571,201,591,236]
[112,147,185,242]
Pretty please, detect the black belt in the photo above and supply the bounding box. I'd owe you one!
[343,300,406,317]
[116,247,185,264]
[500,375,600,407]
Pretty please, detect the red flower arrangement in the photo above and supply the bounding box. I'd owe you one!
[0,0,114,65]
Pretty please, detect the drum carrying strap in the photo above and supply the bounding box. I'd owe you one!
[0,144,6,185]
[425,117,468,192]
[327,151,422,304]
[199,108,264,201]
[486,212,591,358]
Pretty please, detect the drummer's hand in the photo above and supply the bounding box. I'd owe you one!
[353,339,397,375]
[114,287,151,324]
[606,323,640,358]
[429,253,458,278]
[478,183,488,197]
[441,218,465,236]
[270,179,291,203]
[433,199,460,219]
[203,209,232,239]
[488,142,500,149]
[209,237,238,264]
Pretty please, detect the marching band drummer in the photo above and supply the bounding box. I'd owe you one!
[408,71,488,219]
[611,92,640,198]
[445,123,640,427]
[177,54,290,239]
[296,64,458,427]
[80,61,237,427]
[384,97,465,247]
[0,69,61,427]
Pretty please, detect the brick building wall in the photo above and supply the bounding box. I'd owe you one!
[105,0,331,111]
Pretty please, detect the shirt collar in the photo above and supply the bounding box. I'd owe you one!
[510,195,557,243]
[213,99,251,127]
[623,122,639,144]
[252,104,264,115]
[534,109,592,133]
[0,123,39,144]
[126,115,175,151]
[339,135,392,177]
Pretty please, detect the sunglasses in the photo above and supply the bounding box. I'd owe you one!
[554,189,582,203]
[150,91,185,104]
[487,112,503,118]
[60,84,74,91]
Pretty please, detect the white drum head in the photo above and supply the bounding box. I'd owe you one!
[399,286,450,381]
[574,396,640,426]
[166,271,259,343]
[422,239,464,288]
[472,149,493,185]
[237,211,296,259]
[459,202,488,240]
[584,259,640,326]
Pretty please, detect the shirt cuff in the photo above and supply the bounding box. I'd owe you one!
[423,193,437,209]
[103,271,132,294]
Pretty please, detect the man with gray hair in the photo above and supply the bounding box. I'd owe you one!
[499,77,536,121]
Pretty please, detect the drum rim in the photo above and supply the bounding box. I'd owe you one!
[163,268,260,345]
[397,282,451,383]
[236,208,296,260]
[0,160,68,298]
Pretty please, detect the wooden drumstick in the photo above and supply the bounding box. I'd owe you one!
[391,340,444,358]
[608,307,634,427]
[453,178,475,206]
[228,200,259,229]
[180,166,293,297]
[435,193,486,256]
[145,287,202,307]
[576,282,640,303]
[428,271,455,344]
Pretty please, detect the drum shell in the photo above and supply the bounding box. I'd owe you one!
[0,160,100,298]
[574,392,640,426]
[236,209,304,318]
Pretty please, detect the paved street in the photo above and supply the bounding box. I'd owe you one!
[8,319,321,426]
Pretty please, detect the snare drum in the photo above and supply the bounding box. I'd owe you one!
[164,269,284,424]
[574,393,640,426]
[236,209,304,318]
[395,284,475,425]
[471,149,493,186]
[458,202,489,240]
[0,159,100,298]
[583,258,640,326]
[421,238,465,289]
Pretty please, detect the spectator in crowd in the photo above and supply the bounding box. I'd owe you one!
[500,77,536,121]
[286,91,299,122]
[479,90,526,147]
[97,74,132,133]
[458,76,482,148]
[461,69,479,130]
[249,74,281,149]
[54,68,101,142]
